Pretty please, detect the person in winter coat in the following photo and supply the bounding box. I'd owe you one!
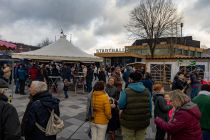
[0,87,22,140]
[105,77,119,140]
[28,64,39,81]
[63,79,70,98]
[193,84,210,140]
[61,64,71,81]
[98,67,106,82]
[123,66,133,88]
[155,90,202,140]
[90,81,111,140]
[141,72,154,95]
[153,84,173,140]
[17,64,28,95]
[14,63,20,94]
[21,81,60,140]
[189,72,201,99]
[3,64,11,83]
[112,67,123,100]
[164,93,174,120]
[118,71,151,140]
[86,66,94,93]
[172,73,187,91]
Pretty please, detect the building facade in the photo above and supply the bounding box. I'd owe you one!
[94,36,209,66]
[94,36,210,82]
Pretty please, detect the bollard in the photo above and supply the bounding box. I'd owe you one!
[8,95,12,103]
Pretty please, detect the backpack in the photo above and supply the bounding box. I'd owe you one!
[35,109,64,136]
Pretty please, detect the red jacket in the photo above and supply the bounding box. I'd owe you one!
[155,101,202,140]
[28,66,39,80]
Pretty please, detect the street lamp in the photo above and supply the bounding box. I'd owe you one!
[181,23,184,37]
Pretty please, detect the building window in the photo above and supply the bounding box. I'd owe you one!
[183,50,188,56]
[155,49,169,55]
[190,51,195,56]
[142,49,150,55]
[142,43,148,46]
[197,52,201,57]
[176,49,182,55]
[150,64,171,83]
[160,42,167,45]
[125,48,128,52]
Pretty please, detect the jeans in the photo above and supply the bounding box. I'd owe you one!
[203,130,210,140]
[19,79,25,95]
[91,123,107,140]
[121,126,146,140]
[64,90,68,98]
[15,79,20,93]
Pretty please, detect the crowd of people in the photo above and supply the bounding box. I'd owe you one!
[87,67,210,140]
[0,62,209,140]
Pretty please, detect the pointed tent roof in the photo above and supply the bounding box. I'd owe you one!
[12,35,102,62]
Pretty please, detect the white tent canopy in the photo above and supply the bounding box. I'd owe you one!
[12,35,102,62]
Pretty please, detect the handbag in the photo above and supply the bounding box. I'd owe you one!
[35,109,64,136]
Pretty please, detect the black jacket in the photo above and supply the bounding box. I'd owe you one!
[172,78,186,90]
[21,91,60,140]
[0,94,21,140]
[153,93,173,121]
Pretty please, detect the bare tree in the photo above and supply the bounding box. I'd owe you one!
[126,0,182,57]
[37,38,53,47]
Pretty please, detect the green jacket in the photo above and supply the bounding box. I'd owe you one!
[153,93,173,121]
[120,84,150,130]
[193,91,210,131]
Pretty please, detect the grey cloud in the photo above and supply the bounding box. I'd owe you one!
[116,0,138,7]
[193,0,210,9]
[94,18,124,36]
[185,0,210,32]
[0,0,107,30]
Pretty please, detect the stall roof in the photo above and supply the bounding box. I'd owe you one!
[12,35,102,62]
[0,40,16,49]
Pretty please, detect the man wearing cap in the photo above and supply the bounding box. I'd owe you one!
[118,71,151,140]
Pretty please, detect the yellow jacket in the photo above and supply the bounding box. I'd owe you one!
[92,91,111,124]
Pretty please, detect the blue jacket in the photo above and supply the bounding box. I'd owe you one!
[118,82,152,115]
[22,91,60,140]
[17,67,27,80]
[141,79,153,94]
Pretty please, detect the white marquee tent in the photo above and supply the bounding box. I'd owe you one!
[12,35,102,62]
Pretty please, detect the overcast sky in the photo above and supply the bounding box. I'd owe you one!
[0,0,209,54]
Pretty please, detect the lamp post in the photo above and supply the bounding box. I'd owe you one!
[181,23,184,37]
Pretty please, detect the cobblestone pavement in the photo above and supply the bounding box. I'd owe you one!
[5,87,156,140]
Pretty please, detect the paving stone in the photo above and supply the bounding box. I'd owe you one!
[66,118,84,126]
[69,105,81,109]
[58,128,74,139]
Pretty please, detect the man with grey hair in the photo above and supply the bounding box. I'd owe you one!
[0,84,22,140]
[21,81,60,140]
